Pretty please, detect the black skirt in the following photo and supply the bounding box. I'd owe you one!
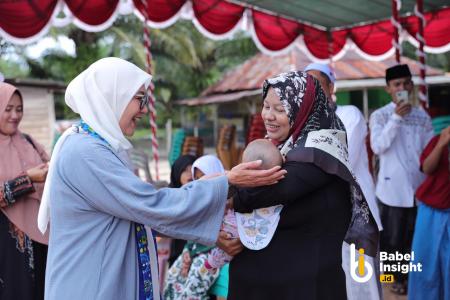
[0,213,47,300]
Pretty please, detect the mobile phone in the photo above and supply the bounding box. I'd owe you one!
[396,90,409,104]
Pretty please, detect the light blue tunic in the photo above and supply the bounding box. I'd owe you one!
[45,134,228,300]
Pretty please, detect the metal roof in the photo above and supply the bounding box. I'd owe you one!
[177,47,446,106]
[5,78,67,91]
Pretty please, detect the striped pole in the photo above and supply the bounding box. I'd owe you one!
[142,0,160,180]
[391,0,402,63]
[327,32,337,101]
[415,0,428,107]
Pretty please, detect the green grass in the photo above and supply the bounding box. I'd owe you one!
[130,128,166,140]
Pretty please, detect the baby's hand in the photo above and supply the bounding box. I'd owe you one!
[216,231,243,256]
[181,252,192,277]
[225,198,234,211]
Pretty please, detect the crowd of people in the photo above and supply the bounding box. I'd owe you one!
[0,57,448,300]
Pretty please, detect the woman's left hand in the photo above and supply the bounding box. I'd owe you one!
[226,160,286,187]
[216,231,244,256]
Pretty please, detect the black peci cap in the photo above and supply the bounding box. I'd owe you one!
[386,64,412,83]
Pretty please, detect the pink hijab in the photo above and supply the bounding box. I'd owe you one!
[0,82,49,244]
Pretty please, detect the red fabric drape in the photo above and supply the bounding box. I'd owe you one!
[0,0,449,58]
[303,26,330,59]
[66,0,120,25]
[252,10,303,51]
[423,9,450,48]
[193,0,245,35]
[331,30,349,56]
[0,0,58,38]
[303,26,348,59]
[404,8,450,48]
[349,20,394,56]
[133,0,186,23]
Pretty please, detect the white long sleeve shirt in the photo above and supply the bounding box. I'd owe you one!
[369,102,434,207]
[336,105,382,230]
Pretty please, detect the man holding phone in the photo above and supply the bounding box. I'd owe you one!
[369,64,434,295]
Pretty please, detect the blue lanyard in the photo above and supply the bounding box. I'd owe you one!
[78,120,109,145]
[135,224,155,300]
[78,120,155,300]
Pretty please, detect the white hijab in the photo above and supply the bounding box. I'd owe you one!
[191,155,226,178]
[38,57,152,233]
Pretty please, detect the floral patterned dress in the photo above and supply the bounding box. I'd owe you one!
[0,175,47,300]
[164,242,219,300]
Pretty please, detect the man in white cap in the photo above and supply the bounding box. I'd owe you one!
[304,63,335,99]
[305,63,382,300]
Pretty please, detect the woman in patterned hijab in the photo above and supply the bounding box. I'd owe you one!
[228,71,379,300]
[267,71,378,253]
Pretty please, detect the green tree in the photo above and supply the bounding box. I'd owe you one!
[106,17,257,126]
[402,41,450,72]
[2,15,258,124]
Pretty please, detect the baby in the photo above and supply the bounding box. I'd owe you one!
[241,139,284,170]
[205,139,283,271]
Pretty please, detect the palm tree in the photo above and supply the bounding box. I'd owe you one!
[12,15,258,123]
[108,17,257,122]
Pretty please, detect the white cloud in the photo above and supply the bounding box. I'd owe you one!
[26,36,76,59]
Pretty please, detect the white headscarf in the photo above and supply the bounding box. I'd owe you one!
[38,57,152,233]
[191,155,225,178]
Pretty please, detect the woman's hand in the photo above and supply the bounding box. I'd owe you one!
[437,126,450,148]
[26,163,49,183]
[216,231,244,256]
[226,160,286,187]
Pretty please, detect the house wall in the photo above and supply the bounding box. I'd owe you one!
[18,86,55,154]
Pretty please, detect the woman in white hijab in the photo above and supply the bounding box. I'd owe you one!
[38,58,285,300]
[191,155,226,179]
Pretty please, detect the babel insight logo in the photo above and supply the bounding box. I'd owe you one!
[349,243,373,283]
[350,244,423,284]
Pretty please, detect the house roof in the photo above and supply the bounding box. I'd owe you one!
[5,78,67,91]
[176,48,446,106]
[204,49,443,95]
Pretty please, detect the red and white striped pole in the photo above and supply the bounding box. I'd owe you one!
[142,0,160,180]
[327,32,337,101]
[415,0,428,107]
[391,0,402,63]
[327,31,336,75]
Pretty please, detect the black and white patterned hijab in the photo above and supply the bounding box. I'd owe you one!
[263,71,344,156]
[263,71,379,257]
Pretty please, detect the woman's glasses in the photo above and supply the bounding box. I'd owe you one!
[134,91,150,110]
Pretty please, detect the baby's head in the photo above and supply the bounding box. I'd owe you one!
[242,139,282,170]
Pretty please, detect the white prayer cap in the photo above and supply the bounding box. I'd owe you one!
[305,63,336,83]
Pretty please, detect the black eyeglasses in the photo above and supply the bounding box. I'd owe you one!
[134,91,150,110]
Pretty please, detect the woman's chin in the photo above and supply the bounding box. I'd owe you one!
[267,132,280,141]
[0,126,18,136]
[122,127,135,137]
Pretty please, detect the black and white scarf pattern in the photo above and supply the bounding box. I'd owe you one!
[263,71,379,257]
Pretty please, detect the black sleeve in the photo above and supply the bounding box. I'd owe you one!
[233,161,334,212]
[1,174,35,207]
